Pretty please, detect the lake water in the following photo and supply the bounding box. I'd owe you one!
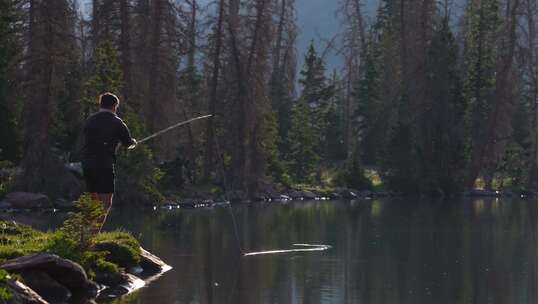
[9,198,538,304]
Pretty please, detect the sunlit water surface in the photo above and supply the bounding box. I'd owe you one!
[7,198,538,304]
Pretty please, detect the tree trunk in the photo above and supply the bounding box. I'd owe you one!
[203,0,225,180]
[466,0,521,188]
[120,0,132,102]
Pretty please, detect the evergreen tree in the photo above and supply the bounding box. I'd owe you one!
[383,95,420,194]
[325,72,346,161]
[462,0,500,181]
[299,42,332,108]
[0,0,22,162]
[355,30,383,166]
[297,42,334,158]
[423,18,465,195]
[287,100,319,182]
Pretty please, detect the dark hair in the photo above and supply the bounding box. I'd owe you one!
[99,92,119,109]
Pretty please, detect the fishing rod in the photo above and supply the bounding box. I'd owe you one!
[128,114,212,149]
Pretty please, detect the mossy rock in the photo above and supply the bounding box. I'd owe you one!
[92,231,141,269]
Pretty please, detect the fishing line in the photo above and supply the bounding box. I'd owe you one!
[213,131,245,255]
[211,116,331,258]
[243,244,332,257]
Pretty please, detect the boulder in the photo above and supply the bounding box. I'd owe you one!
[339,189,358,200]
[139,248,169,275]
[3,193,51,210]
[1,253,93,294]
[18,271,71,303]
[270,193,291,201]
[360,190,373,197]
[97,273,145,300]
[6,280,48,304]
[252,193,268,202]
[288,191,303,200]
[94,270,125,287]
[225,191,247,203]
[301,191,317,200]
[53,199,76,210]
[328,193,342,200]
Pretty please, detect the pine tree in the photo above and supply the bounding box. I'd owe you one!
[325,72,346,161]
[383,95,420,194]
[355,30,383,166]
[423,17,465,195]
[297,42,334,158]
[299,42,332,110]
[462,0,500,185]
[0,0,22,162]
[287,100,319,182]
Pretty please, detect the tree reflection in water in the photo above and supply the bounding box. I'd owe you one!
[13,198,538,304]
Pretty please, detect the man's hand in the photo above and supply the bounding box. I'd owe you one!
[127,138,137,150]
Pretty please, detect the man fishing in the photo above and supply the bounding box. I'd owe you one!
[81,92,136,231]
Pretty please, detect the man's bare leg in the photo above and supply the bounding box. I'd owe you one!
[97,193,113,233]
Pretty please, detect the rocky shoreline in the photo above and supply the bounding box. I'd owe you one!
[2,247,171,304]
[0,187,536,213]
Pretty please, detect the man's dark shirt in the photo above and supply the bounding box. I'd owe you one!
[82,110,135,169]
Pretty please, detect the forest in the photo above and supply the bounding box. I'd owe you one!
[0,0,537,203]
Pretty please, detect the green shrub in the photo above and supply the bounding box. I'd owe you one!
[80,251,120,280]
[47,231,81,262]
[58,194,105,254]
[336,156,373,190]
[0,269,13,301]
[0,221,49,262]
[92,231,141,269]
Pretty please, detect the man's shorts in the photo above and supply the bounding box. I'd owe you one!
[82,167,115,194]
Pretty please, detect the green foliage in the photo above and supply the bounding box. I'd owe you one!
[420,18,466,195]
[336,153,373,191]
[0,161,15,198]
[92,231,141,269]
[496,142,528,188]
[0,0,22,162]
[0,221,50,262]
[55,194,105,255]
[462,0,500,165]
[382,97,420,194]
[287,100,319,182]
[0,269,13,301]
[47,231,81,262]
[83,41,124,113]
[80,251,120,280]
[355,30,384,165]
[299,42,333,109]
[324,74,347,161]
[116,143,164,204]
[284,43,344,183]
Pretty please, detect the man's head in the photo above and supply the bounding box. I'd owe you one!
[99,92,120,112]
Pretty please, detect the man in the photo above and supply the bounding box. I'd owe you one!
[82,92,137,231]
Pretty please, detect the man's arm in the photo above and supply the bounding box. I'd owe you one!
[118,120,137,149]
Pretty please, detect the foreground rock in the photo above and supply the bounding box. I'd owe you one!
[6,280,48,304]
[139,248,167,275]
[96,246,171,300]
[2,253,97,303]
[1,193,52,210]
[1,247,171,303]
